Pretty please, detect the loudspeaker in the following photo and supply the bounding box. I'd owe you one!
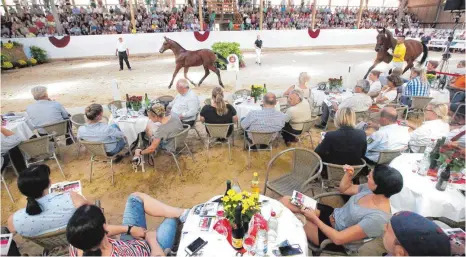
[444,0,465,11]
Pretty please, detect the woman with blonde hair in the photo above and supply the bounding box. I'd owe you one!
[284,72,311,98]
[200,87,238,138]
[134,103,183,157]
[408,103,450,152]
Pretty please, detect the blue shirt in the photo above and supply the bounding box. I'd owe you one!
[240,107,289,132]
[77,123,125,152]
[26,100,70,132]
[405,76,429,97]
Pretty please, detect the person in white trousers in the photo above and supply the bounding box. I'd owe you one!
[254,35,262,65]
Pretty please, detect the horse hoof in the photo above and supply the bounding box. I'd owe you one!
[168,85,172,89]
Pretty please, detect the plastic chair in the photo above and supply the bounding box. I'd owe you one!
[322,159,367,189]
[205,123,234,161]
[244,130,277,169]
[79,139,130,185]
[368,147,407,167]
[18,135,65,178]
[308,191,375,256]
[281,117,319,148]
[232,89,251,100]
[355,110,369,123]
[107,100,124,111]
[22,228,68,256]
[161,124,195,175]
[404,96,433,120]
[70,114,86,158]
[41,120,77,159]
[386,104,408,119]
[264,148,322,196]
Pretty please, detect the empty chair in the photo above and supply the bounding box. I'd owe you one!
[322,159,367,189]
[41,120,76,159]
[205,123,234,161]
[232,89,251,100]
[264,148,322,196]
[244,130,277,168]
[107,100,124,111]
[405,96,433,120]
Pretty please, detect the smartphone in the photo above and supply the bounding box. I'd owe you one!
[185,237,208,256]
[278,244,303,256]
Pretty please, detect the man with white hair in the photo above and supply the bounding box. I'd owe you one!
[282,89,312,146]
[167,79,200,127]
[26,86,73,144]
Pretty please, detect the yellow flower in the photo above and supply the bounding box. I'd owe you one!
[227,189,235,196]
[224,205,230,210]
[222,196,230,202]
[233,194,242,201]
[18,59,27,66]
[4,43,13,49]
[1,61,13,69]
[243,203,249,210]
[30,58,37,65]
[242,209,246,214]
[233,204,237,208]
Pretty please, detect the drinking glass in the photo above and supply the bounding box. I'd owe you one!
[243,234,256,256]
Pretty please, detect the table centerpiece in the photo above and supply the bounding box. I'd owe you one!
[222,189,260,230]
[250,84,267,103]
[328,76,343,92]
[127,95,143,111]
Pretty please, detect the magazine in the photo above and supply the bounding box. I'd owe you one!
[291,190,317,210]
[199,202,219,217]
[198,217,214,232]
[0,233,13,256]
[444,228,465,256]
[49,181,82,195]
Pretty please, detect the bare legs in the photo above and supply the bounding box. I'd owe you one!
[131,192,184,219]
[280,196,320,245]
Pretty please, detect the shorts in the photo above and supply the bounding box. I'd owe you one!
[391,62,404,70]
[120,194,178,250]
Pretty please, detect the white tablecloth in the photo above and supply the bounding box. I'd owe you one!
[177,195,309,257]
[5,118,34,141]
[389,153,465,222]
[108,115,149,145]
[430,89,450,104]
[235,102,282,119]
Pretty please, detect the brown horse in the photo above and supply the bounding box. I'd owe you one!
[159,36,228,89]
[363,28,428,79]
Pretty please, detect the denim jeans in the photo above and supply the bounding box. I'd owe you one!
[106,124,126,156]
[120,194,177,250]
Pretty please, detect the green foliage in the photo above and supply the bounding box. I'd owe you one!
[12,41,23,47]
[1,54,8,64]
[30,46,48,64]
[212,42,244,69]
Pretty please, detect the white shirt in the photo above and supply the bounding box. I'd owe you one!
[339,93,373,112]
[285,100,313,130]
[116,41,127,52]
[376,88,397,109]
[366,123,410,162]
[409,119,450,152]
[368,80,382,97]
[168,89,200,121]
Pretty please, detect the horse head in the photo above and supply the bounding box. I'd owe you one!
[159,36,171,53]
[375,28,392,53]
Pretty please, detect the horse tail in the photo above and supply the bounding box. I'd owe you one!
[419,42,428,65]
[214,52,228,64]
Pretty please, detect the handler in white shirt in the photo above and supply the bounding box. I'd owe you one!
[115,37,131,71]
[365,107,410,163]
[168,79,200,127]
[254,35,262,65]
[408,103,450,152]
[367,70,382,98]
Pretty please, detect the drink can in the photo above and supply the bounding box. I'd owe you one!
[255,229,268,256]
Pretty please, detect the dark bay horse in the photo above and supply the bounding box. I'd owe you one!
[364,28,428,79]
[159,36,228,89]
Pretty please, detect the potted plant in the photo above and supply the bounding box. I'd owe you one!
[328,76,343,92]
[128,95,143,111]
[221,189,260,231]
[250,84,266,103]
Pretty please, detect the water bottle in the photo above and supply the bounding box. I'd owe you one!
[255,229,268,256]
[418,139,436,176]
[267,211,278,243]
[232,179,241,193]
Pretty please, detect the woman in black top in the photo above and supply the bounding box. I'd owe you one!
[315,108,367,178]
[200,87,238,137]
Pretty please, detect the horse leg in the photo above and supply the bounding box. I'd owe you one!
[198,66,210,87]
[208,65,224,88]
[183,67,197,87]
[364,60,382,79]
[168,65,182,89]
[403,60,414,75]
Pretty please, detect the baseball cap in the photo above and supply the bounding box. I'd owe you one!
[391,211,451,256]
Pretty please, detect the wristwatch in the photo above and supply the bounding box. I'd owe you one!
[126,225,133,235]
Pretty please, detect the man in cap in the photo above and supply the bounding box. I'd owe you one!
[391,34,406,71]
[383,211,451,256]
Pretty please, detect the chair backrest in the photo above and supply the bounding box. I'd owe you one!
[411,96,433,110]
[42,120,69,137]
[386,104,408,119]
[18,135,54,158]
[172,125,191,151]
[355,111,368,122]
[79,140,109,157]
[324,159,367,182]
[377,148,406,164]
[232,89,251,100]
[205,123,233,139]
[295,119,316,134]
[70,113,86,128]
[248,131,277,146]
[108,100,124,111]
[290,148,322,183]
[22,228,68,250]
[156,95,174,103]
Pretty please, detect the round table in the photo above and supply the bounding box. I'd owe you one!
[176,195,309,257]
[235,102,282,119]
[389,153,465,222]
[108,115,149,145]
[4,118,34,141]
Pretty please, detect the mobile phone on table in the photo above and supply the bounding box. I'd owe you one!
[185,237,208,256]
[278,244,303,256]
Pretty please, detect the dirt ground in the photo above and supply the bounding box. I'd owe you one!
[1,47,461,256]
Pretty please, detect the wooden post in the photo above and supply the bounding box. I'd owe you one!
[198,0,203,31]
[356,0,363,28]
[397,0,407,30]
[129,0,136,32]
[311,0,316,29]
[259,0,263,30]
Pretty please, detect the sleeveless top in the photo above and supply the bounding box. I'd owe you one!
[13,192,76,237]
[69,238,151,257]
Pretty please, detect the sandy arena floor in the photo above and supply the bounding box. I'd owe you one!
[1,47,463,256]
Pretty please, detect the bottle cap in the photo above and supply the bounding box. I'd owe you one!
[271,211,276,217]
[253,172,258,176]
[217,210,224,217]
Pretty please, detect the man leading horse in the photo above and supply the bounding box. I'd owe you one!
[364,28,428,79]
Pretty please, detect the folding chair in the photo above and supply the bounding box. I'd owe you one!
[404,96,433,121]
[281,118,319,148]
[244,130,277,168]
[205,123,234,161]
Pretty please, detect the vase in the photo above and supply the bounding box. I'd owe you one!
[131,102,141,111]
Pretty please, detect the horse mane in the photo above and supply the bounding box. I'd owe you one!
[384,29,397,49]
[167,38,186,51]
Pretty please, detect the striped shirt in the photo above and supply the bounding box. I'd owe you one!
[405,76,429,97]
[69,238,151,257]
[240,107,289,132]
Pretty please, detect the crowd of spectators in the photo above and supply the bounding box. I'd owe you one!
[1,2,417,38]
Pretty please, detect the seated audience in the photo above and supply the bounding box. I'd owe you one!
[281,164,403,248]
[67,192,190,256]
[449,60,465,93]
[371,74,403,111]
[283,72,311,99]
[400,67,429,106]
[7,164,88,237]
[365,107,410,164]
[78,104,126,160]
[168,79,200,127]
[200,86,238,138]
[26,86,72,144]
[379,67,407,87]
[316,80,372,128]
[315,108,367,174]
[1,127,26,173]
[426,60,439,75]
[367,70,382,98]
[282,90,313,145]
[241,92,288,134]
[447,125,465,149]
[134,103,183,157]
[382,211,451,256]
[407,103,450,152]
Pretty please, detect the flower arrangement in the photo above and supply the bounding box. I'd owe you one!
[29,58,37,65]
[438,144,465,179]
[250,84,266,103]
[222,189,260,225]
[3,43,13,49]
[1,61,13,69]
[18,59,27,66]
[426,74,436,84]
[128,95,143,111]
[328,77,343,91]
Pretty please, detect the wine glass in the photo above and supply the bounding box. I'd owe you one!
[243,234,256,256]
